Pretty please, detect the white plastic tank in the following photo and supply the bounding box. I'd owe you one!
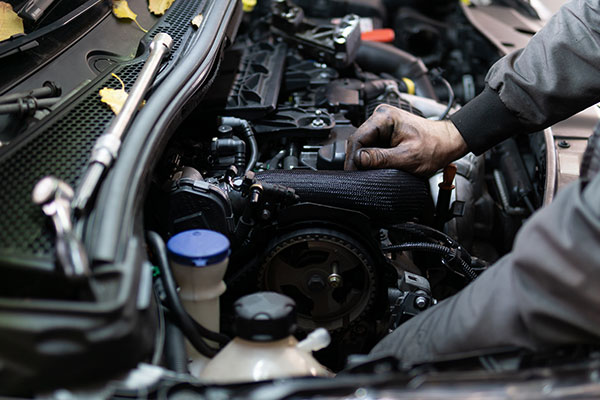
[167,229,230,377]
[200,292,333,383]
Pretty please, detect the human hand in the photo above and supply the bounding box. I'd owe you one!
[344,104,468,176]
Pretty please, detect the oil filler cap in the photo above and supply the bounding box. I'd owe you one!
[167,229,230,267]
[233,292,297,342]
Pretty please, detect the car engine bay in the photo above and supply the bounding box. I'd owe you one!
[2,0,597,397]
[145,0,545,373]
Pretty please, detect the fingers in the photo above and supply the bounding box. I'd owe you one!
[344,105,399,170]
[351,147,399,170]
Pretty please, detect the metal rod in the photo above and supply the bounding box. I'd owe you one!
[73,33,173,214]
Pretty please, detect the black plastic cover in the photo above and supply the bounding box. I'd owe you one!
[233,292,297,342]
[168,178,235,237]
[204,41,287,119]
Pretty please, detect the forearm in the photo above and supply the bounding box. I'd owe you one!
[451,0,600,155]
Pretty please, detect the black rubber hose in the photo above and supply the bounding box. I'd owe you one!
[147,232,224,358]
[0,81,61,105]
[268,149,286,170]
[242,122,259,173]
[164,314,189,374]
[221,116,258,173]
[356,41,438,100]
[0,97,61,115]
[383,242,478,281]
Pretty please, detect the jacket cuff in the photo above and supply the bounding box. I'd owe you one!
[449,85,528,155]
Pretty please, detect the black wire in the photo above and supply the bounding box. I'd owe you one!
[430,73,454,120]
[382,242,478,281]
[151,288,166,365]
[147,231,230,358]
[390,222,463,250]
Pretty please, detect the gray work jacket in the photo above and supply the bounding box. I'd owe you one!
[371,0,600,364]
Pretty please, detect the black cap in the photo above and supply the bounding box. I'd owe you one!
[233,292,297,342]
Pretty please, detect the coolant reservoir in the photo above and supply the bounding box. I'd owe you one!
[167,229,230,376]
[200,292,332,383]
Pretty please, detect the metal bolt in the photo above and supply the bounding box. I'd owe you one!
[558,140,570,149]
[311,118,324,127]
[415,296,428,310]
[328,262,342,288]
[261,209,271,220]
[334,36,346,45]
[218,125,233,135]
[328,274,342,288]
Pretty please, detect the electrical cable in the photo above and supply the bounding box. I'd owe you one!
[435,74,455,120]
[151,288,166,366]
[382,241,478,281]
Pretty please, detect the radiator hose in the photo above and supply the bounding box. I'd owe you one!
[356,41,437,100]
[220,116,258,173]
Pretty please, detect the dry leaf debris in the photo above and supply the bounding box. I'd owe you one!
[0,2,24,42]
[99,73,129,115]
[113,0,148,33]
[148,0,174,16]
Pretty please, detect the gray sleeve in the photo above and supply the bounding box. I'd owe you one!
[370,169,600,365]
[450,0,600,155]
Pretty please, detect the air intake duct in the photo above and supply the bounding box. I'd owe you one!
[255,169,429,222]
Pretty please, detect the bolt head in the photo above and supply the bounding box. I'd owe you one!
[311,118,324,127]
[414,296,428,310]
[328,274,342,288]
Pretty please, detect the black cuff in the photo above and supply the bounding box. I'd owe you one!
[450,85,530,155]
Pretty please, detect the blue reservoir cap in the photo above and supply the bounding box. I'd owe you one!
[167,229,230,267]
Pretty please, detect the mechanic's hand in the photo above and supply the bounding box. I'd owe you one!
[344,104,468,176]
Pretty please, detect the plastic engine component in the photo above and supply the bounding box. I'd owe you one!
[233,292,297,342]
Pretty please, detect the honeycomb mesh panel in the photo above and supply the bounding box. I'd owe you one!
[0,0,205,265]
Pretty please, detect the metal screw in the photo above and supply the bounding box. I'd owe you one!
[558,140,570,149]
[334,36,346,45]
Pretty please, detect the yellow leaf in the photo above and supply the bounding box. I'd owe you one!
[99,73,129,115]
[191,13,203,29]
[148,0,174,16]
[113,0,147,33]
[0,2,24,42]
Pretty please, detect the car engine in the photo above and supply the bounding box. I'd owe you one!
[143,0,545,371]
[1,0,575,395]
